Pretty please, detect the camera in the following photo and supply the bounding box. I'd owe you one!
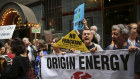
[0,55,11,63]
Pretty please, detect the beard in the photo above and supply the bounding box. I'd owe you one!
[116,37,127,49]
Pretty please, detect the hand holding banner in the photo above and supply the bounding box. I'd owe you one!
[41,50,135,79]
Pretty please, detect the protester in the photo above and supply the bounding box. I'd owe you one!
[75,19,99,44]
[107,24,140,50]
[0,46,12,79]
[35,39,48,78]
[90,25,101,44]
[106,24,140,79]
[0,47,7,55]
[6,46,15,59]
[22,37,36,69]
[2,38,31,79]
[82,29,103,53]
[135,22,140,79]
[128,23,139,46]
[51,38,66,54]
[3,39,15,59]
[4,39,11,49]
[70,29,103,53]
[0,47,7,79]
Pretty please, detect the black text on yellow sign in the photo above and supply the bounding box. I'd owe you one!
[53,30,88,52]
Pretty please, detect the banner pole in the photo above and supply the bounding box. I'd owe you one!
[35,32,37,47]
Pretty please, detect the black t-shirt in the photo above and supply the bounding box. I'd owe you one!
[3,55,30,79]
[86,43,95,50]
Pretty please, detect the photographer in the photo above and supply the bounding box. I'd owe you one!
[0,55,5,79]
[0,47,10,79]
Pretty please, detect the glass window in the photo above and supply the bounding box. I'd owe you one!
[45,0,62,33]
[103,0,136,48]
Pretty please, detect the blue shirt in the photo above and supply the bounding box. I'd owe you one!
[106,42,140,50]
[35,50,48,77]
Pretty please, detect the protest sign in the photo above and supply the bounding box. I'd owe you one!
[41,50,135,79]
[0,25,16,39]
[31,27,41,33]
[73,3,85,30]
[44,30,53,43]
[53,30,88,52]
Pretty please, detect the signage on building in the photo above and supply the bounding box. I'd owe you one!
[41,50,134,79]
[0,25,16,39]
[73,3,85,30]
[31,27,41,33]
[53,30,88,52]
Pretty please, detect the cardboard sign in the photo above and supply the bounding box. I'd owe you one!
[53,30,88,52]
[32,27,41,33]
[0,25,16,39]
[44,30,53,43]
[73,3,85,30]
[41,50,135,79]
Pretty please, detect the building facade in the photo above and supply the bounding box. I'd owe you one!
[0,0,140,48]
[0,0,45,45]
[44,0,140,48]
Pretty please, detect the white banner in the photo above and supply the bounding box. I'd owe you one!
[41,50,135,79]
[0,25,16,39]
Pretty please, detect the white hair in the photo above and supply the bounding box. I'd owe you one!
[22,37,29,42]
[112,24,128,35]
[90,25,98,31]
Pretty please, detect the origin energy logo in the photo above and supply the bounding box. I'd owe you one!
[71,71,93,79]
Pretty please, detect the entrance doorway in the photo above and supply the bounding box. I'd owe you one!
[13,27,32,40]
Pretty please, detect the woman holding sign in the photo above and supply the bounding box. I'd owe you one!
[51,38,66,55]
[35,39,48,78]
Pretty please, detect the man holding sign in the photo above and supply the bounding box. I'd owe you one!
[106,24,140,79]
[82,29,103,53]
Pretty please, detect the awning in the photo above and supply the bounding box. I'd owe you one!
[0,2,38,24]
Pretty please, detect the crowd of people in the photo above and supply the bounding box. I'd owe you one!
[0,19,140,79]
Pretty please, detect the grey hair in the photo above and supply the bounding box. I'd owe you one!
[112,24,128,35]
[22,37,29,41]
[90,25,98,31]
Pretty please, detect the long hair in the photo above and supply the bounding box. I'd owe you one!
[10,38,26,56]
[37,39,47,51]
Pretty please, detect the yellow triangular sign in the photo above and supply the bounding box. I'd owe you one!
[53,30,89,52]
